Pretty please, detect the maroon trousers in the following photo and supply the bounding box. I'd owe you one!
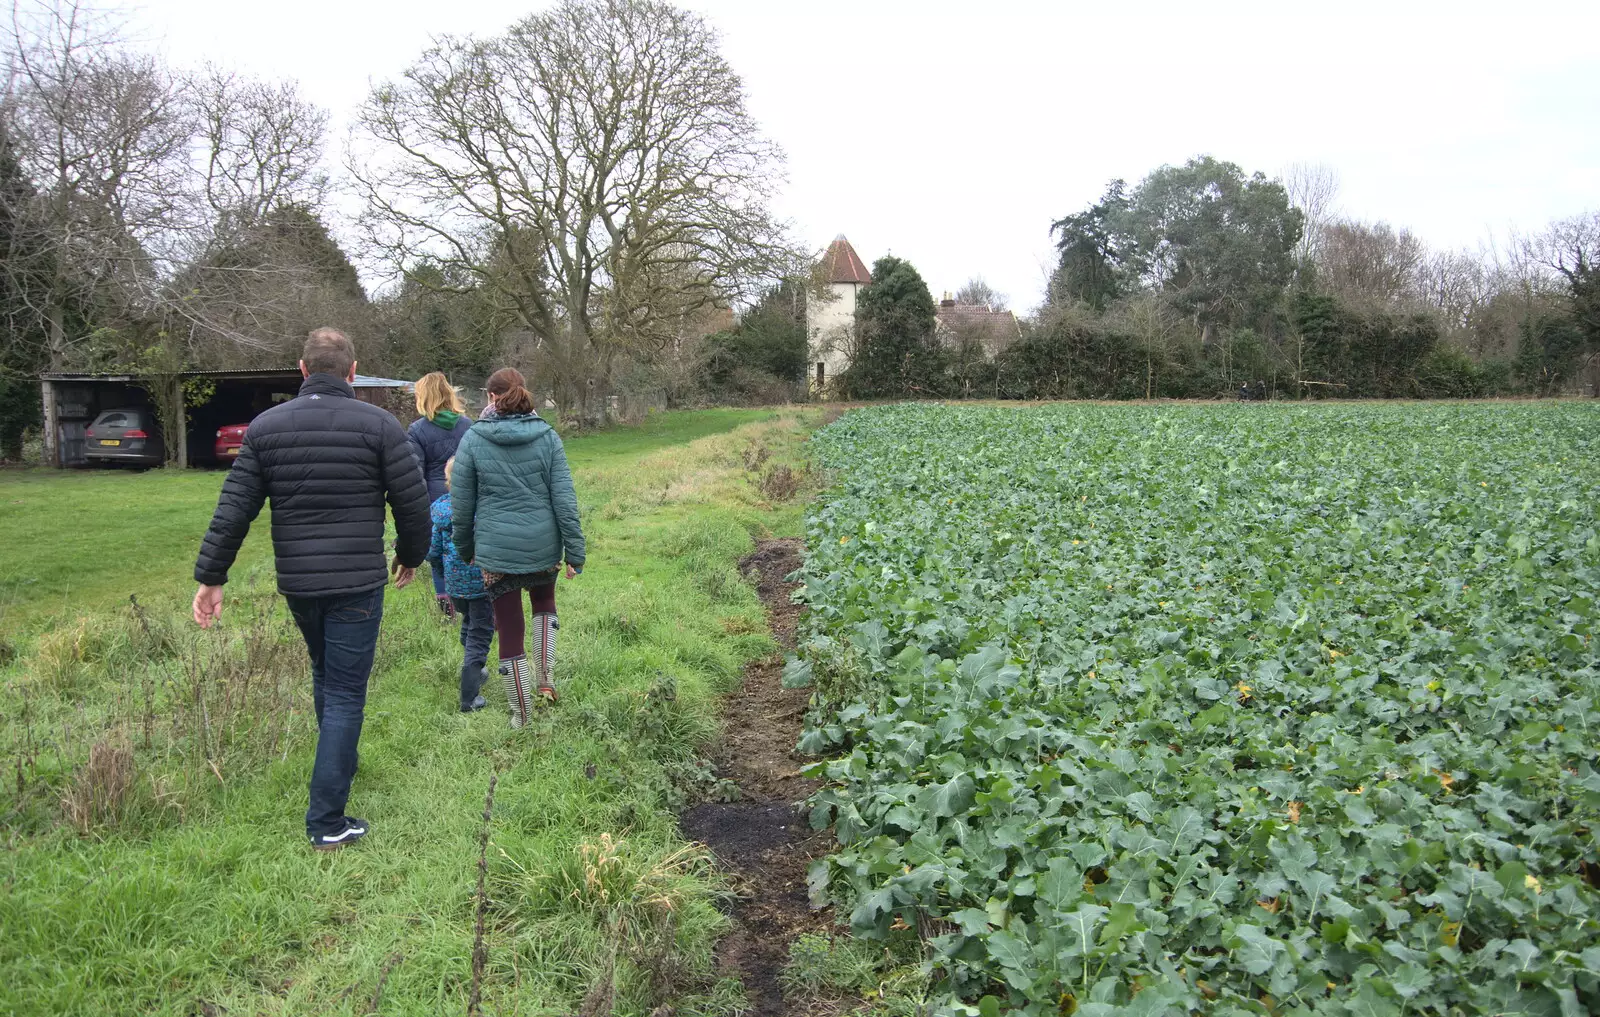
[491,584,556,659]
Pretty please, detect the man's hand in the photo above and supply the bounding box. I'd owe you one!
[193,585,224,628]
[393,560,416,589]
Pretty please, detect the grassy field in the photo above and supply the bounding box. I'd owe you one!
[0,407,776,631]
[0,406,817,1016]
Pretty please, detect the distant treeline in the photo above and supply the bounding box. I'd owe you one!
[816,157,1598,402]
[3,0,1596,468]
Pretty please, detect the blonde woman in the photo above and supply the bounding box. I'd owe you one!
[407,371,473,606]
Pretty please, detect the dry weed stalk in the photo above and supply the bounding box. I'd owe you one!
[741,441,771,472]
[4,582,310,836]
[759,464,802,502]
[468,770,498,1017]
[365,952,404,1015]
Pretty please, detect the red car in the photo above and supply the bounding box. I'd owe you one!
[214,423,249,465]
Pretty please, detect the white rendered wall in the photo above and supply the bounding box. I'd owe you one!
[806,281,858,393]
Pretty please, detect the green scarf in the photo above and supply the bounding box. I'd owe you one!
[432,409,461,430]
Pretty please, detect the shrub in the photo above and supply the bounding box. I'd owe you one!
[5,587,310,834]
[741,441,770,472]
[1418,345,1489,397]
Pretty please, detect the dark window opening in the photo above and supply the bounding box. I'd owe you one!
[816,362,825,386]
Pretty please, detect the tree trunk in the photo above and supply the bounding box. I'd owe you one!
[41,380,59,466]
[170,376,188,468]
[47,301,66,370]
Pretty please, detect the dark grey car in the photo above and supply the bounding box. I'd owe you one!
[84,407,164,467]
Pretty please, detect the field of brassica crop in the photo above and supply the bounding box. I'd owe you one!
[792,403,1600,1016]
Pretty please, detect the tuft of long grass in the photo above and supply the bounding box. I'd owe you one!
[60,737,137,835]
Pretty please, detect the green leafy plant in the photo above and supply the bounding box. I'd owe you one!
[796,402,1600,1015]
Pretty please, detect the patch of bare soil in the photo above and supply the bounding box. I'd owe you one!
[680,538,832,1016]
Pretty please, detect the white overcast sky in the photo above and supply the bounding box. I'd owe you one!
[130,0,1599,311]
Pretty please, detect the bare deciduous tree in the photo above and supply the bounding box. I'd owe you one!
[191,64,328,248]
[170,68,338,358]
[3,0,192,363]
[955,276,1006,311]
[1113,292,1185,399]
[350,0,793,409]
[1526,212,1599,284]
[5,0,341,365]
[1317,219,1428,307]
[1282,161,1339,277]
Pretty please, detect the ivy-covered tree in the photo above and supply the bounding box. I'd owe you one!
[843,256,942,399]
[1291,290,1440,397]
[1049,180,1130,312]
[1541,214,1599,388]
[0,126,55,460]
[1570,259,1599,351]
[1120,156,1302,333]
[375,261,505,380]
[703,278,808,396]
[1050,159,1301,337]
[1516,313,1587,396]
[175,203,370,369]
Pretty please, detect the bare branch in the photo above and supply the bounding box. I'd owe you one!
[1282,161,1339,274]
[350,0,795,406]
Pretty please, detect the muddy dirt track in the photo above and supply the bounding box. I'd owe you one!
[680,538,833,1016]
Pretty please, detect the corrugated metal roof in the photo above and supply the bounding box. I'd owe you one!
[42,368,413,390]
[351,375,414,389]
[42,368,298,382]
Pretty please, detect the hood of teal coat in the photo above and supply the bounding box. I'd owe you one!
[471,413,550,447]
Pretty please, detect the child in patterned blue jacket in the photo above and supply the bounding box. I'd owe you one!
[428,457,492,712]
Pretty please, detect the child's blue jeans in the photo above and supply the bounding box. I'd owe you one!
[453,596,494,709]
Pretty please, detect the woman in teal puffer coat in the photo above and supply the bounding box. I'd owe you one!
[450,367,586,727]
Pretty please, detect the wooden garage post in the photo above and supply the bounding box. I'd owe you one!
[171,376,188,469]
[40,379,59,467]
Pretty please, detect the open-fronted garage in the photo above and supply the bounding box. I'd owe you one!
[39,369,415,468]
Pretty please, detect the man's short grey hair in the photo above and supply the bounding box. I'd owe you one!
[303,328,356,377]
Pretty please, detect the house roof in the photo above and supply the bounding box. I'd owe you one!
[821,235,871,285]
[935,304,1022,345]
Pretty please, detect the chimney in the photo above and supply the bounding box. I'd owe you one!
[940,291,955,309]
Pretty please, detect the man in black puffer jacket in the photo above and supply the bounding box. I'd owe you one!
[192,328,431,851]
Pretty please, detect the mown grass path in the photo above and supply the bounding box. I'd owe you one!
[0,407,815,1016]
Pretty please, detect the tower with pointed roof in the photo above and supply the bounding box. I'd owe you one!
[807,234,871,393]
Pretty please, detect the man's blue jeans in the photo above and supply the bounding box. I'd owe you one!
[286,586,384,838]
